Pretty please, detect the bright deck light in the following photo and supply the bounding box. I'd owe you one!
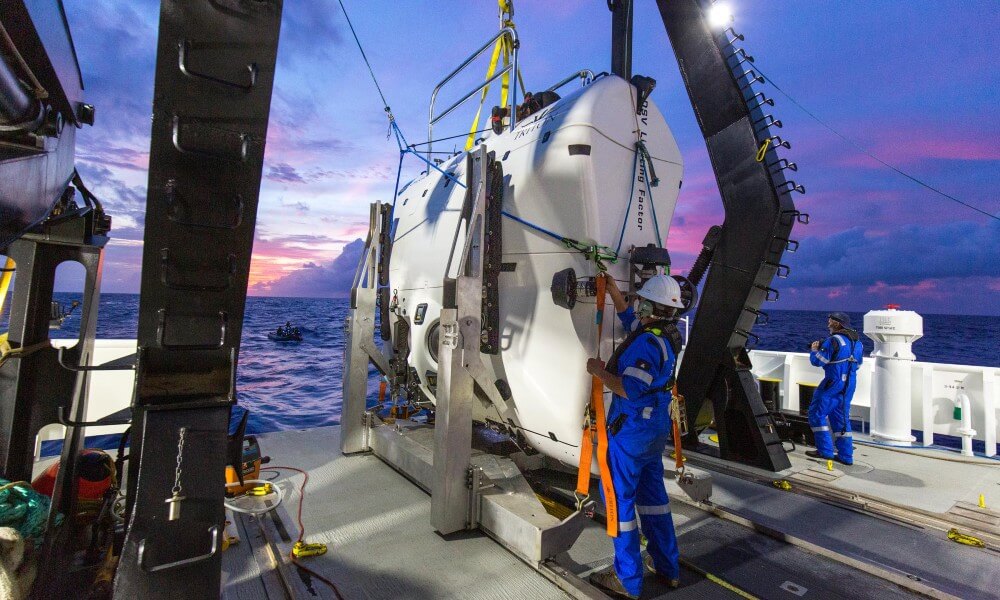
[707,3,733,28]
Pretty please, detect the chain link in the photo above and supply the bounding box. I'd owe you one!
[172,427,186,495]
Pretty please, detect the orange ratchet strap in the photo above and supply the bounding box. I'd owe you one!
[575,274,618,537]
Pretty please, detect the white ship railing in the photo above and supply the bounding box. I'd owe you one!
[748,349,998,456]
[36,341,997,459]
[36,339,137,456]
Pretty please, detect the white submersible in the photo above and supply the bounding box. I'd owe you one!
[864,306,923,446]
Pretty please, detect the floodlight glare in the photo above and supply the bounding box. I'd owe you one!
[707,3,733,29]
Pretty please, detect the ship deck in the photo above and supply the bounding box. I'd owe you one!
[220,426,999,600]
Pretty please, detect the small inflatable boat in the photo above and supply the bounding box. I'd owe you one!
[267,330,302,342]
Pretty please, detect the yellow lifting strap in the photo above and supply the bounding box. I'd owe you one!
[464,0,527,151]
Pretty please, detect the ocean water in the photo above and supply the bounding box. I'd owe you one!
[24,294,1000,436]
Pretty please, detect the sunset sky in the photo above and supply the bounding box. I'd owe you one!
[63,0,998,314]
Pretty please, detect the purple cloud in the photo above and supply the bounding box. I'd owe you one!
[267,163,306,184]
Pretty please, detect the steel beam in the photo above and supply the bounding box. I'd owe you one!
[370,419,588,566]
[431,147,489,534]
[610,0,634,80]
[0,233,104,483]
[0,207,107,596]
[341,202,387,454]
[114,1,282,597]
[656,0,793,471]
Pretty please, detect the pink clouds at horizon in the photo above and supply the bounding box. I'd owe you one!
[831,129,1000,168]
[778,276,1000,315]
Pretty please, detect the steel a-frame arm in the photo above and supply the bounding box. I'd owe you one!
[114,1,283,597]
[652,0,800,470]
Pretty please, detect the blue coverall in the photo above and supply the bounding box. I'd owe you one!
[808,332,864,462]
[604,306,680,596]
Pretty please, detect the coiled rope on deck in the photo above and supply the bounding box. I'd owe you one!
[0,480,60,545]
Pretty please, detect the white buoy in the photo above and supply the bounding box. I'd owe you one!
[864,306,922,446]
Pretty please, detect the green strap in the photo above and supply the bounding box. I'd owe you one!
[560,238,617,272]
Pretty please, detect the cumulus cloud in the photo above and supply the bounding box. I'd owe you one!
[250,238,365,297]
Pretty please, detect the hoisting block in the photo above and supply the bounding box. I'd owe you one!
[676,468,713,503]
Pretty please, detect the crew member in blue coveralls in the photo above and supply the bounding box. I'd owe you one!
[585,273,685,599]
[806,312,864,465]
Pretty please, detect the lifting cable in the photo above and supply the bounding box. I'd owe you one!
[464,0,528,151]
[752,64,997,222]
[337,0,648,274]
[335,0,464,218]
[501,211,617,271]
[409,128,492,150]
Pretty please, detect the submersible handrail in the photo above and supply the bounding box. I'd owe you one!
[427,26,519,155]
[545,69,595,93]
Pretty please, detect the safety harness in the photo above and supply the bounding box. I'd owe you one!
[820,331,860,440]
[605,319,682,391]
[576,306,685,535]
[607,318,689,474]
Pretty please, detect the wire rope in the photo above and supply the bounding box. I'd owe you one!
[336,0,390,111]
[753,65,997,221]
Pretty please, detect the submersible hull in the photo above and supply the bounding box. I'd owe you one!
[388,75,683,467]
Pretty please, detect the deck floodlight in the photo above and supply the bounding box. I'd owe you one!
[707,3,733,29]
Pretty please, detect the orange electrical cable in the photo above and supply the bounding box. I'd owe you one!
[262,466,345,599]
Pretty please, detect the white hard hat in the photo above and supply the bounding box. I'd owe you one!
[636,274,684,309]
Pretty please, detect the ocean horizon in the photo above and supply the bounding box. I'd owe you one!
[14,293,1000,440]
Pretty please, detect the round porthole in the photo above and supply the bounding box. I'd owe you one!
[426,320,441,364]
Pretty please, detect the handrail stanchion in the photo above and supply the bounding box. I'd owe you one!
[546,69,596,93]
[428,27,518,154]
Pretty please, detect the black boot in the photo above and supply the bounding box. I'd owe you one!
[589,568,639,599]
[805,450,833,460]
[643,553,680,589]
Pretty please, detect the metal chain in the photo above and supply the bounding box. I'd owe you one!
[172,427,186,496]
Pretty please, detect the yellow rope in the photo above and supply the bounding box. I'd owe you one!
[0,256,14,349]
[755,138,771,162]
[947,528,986,548]
[0,256,14,318]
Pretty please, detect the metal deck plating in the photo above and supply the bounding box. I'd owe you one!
[221,426,1000,600]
